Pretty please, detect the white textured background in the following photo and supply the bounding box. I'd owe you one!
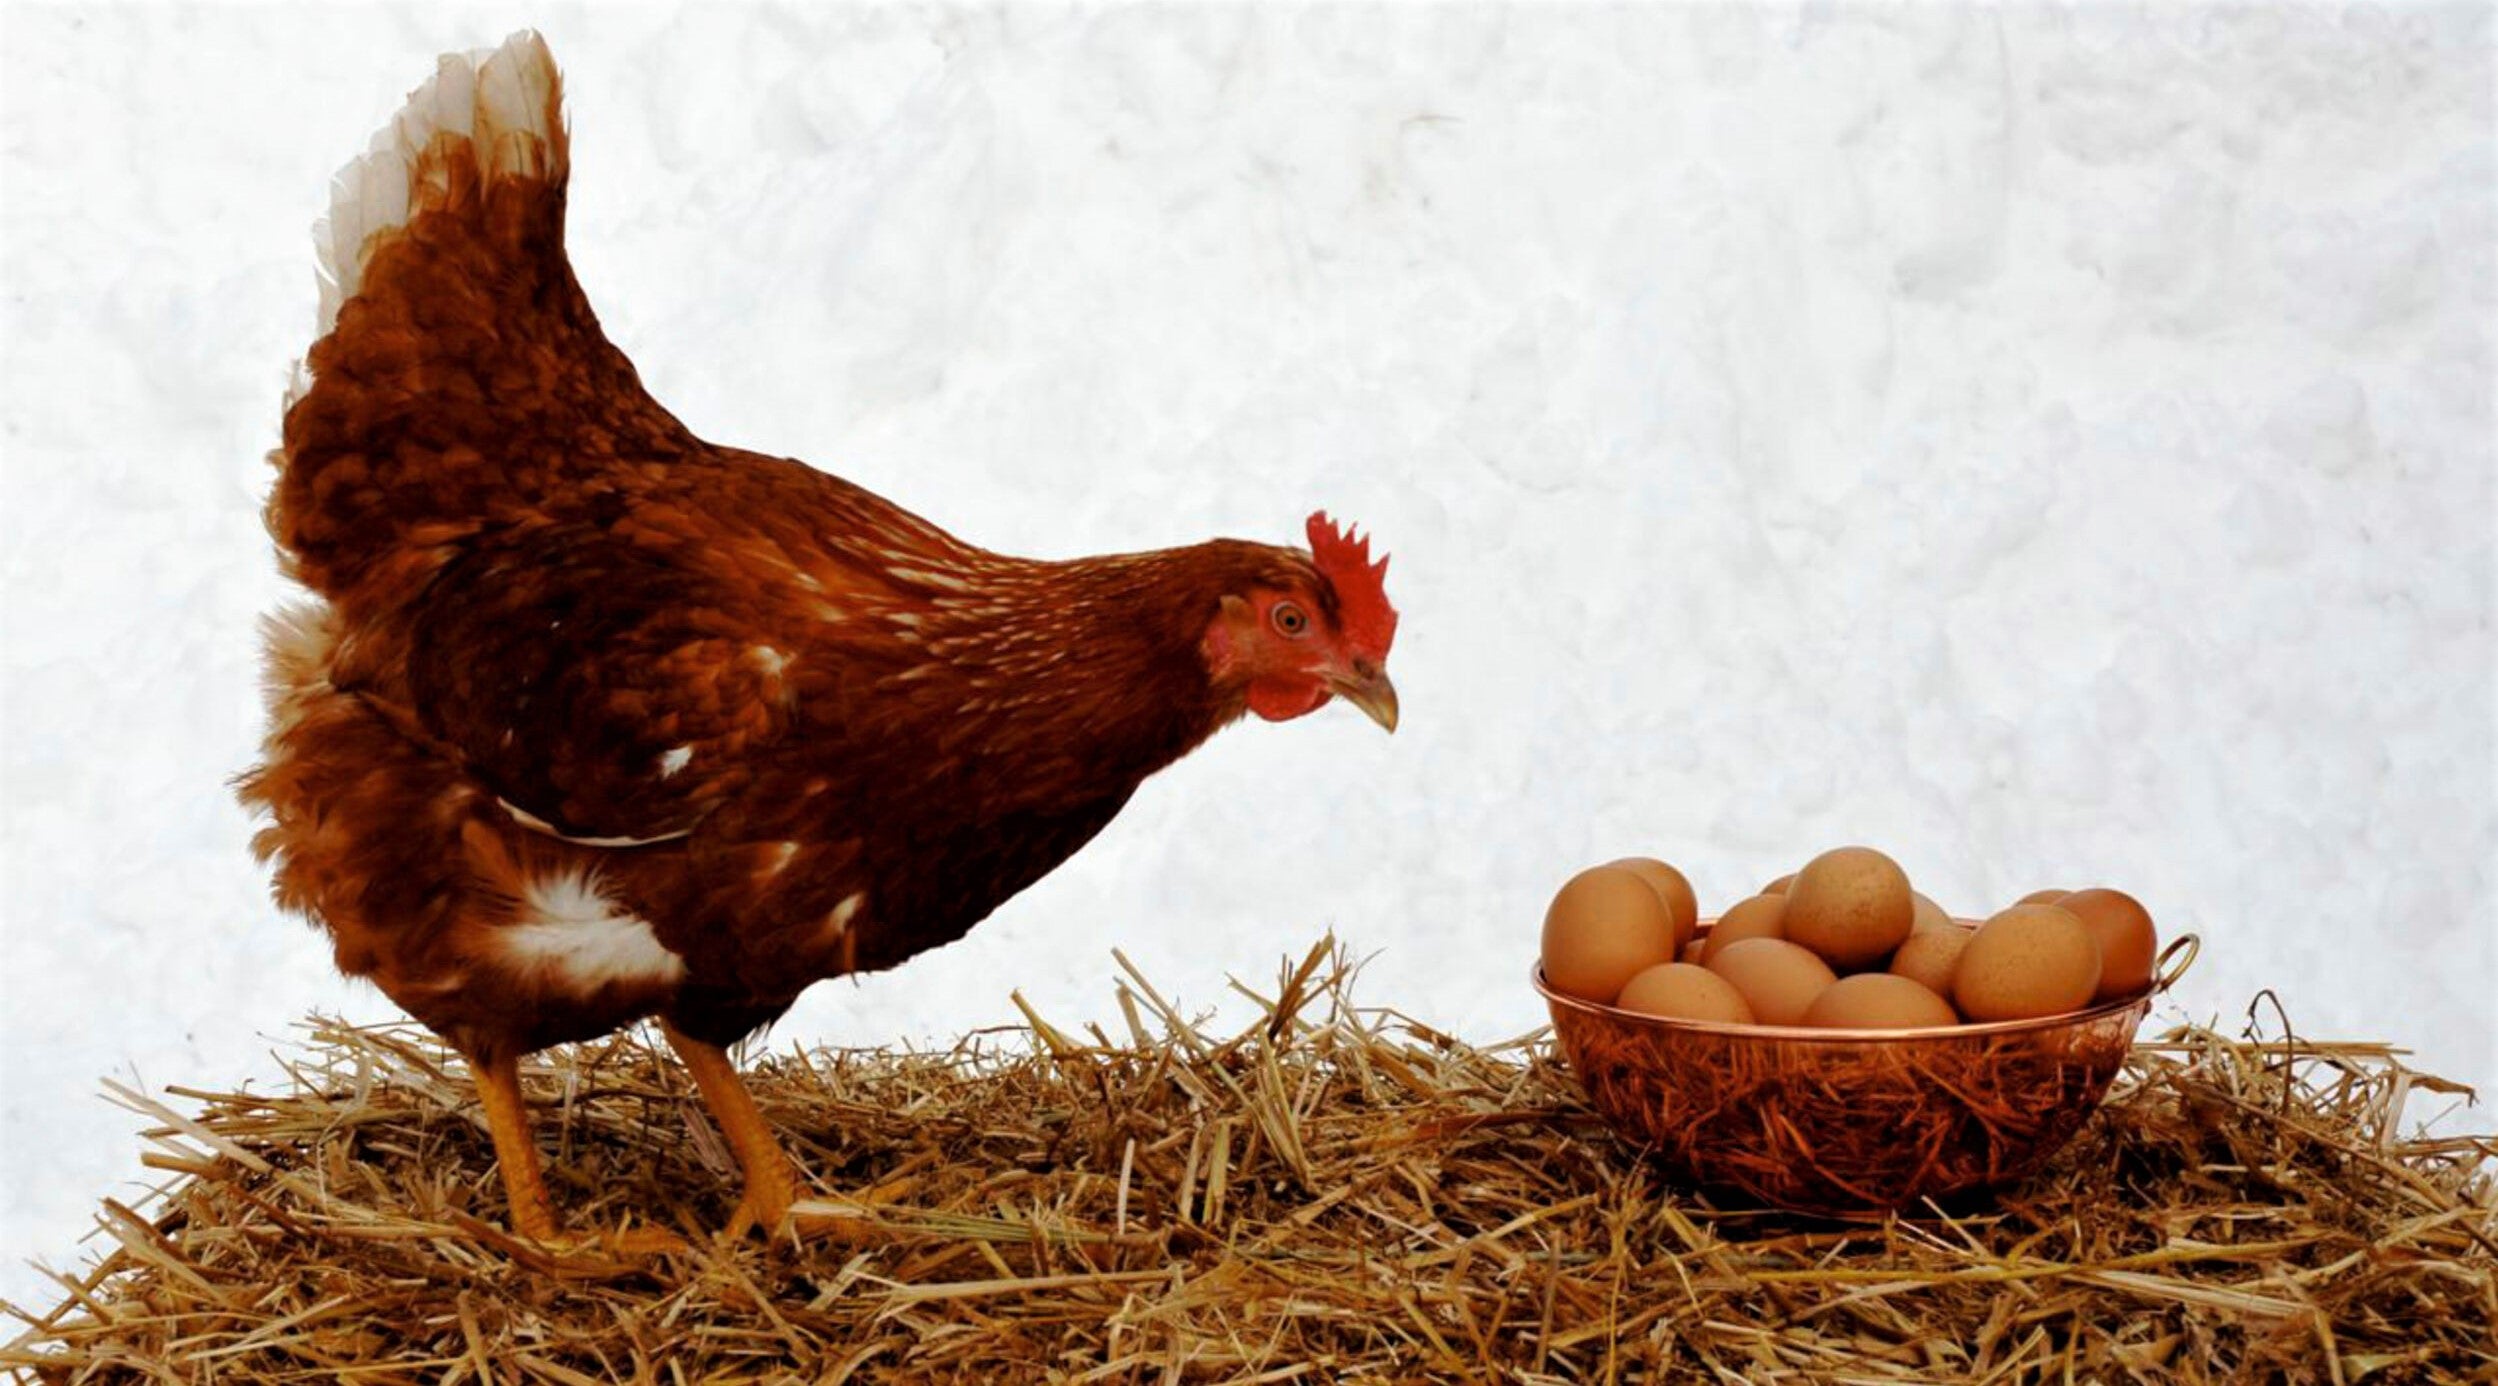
[3,4,2491,1308]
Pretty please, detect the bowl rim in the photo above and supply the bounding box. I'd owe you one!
[1534,918,2197,1043]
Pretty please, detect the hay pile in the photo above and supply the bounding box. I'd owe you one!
[6,941,2493,1383]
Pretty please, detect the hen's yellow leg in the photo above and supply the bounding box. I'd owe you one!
[661,1019,800,1238]
[469,1051,684,1261]
[471,1050,562,1242]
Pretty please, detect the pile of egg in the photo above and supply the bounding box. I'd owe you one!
[1539,848,2159,1029]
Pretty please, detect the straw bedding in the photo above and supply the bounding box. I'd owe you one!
[6,941,2493,1383]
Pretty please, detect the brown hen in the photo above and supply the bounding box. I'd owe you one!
[239,31,1398,1249]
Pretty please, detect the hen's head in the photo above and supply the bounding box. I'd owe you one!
[1200,512,1400,732]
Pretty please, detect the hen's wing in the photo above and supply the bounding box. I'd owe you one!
[384,521,876,845]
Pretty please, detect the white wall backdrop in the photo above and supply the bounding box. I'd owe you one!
[3,3,2490,1309]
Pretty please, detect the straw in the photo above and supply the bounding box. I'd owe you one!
[6,937,2492,1383]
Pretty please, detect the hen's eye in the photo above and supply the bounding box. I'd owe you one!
[1272,602,1309,636]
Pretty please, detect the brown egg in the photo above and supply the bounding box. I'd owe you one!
[1888,924,1971,998]
[1608,857,1698,954]
[1678,937,1706,965]
[1541,865,1678,1003]
[1802,973,1958,1029]
[2016,887,2072,905]
[1911,891,1953,933]
[1615,963,1756,1024]
[1699,893,1789,962]
[1954,905,2101,1022]
[1783,846,1915,972]
[1705,938,1837,1026]
[2057,887,2158,1000]
[1762,872,1797,895]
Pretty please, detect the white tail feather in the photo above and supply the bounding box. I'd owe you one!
[311,30,564,336]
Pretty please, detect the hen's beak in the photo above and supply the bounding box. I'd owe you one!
[1329,665,1399,734]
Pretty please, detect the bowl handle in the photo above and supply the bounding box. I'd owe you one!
[2152,933,2201,992]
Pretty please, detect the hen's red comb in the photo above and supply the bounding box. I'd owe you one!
[1306,511,1397,660]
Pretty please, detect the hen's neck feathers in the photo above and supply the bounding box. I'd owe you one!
[842,539,1310,796]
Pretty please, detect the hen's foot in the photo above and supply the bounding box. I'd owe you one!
[721,1159,799,1242]
[451,1209,689,1276]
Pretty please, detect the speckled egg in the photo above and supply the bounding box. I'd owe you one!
[1609,857,1698,954]
[1704,938,1837,1026]
[1888,924,1972,999]
[1615,962,1756,1024]
[1699,893,1789,963]
[2056,887,2158,1001]
[1541,865,1677,1004]
[1911,891,1952,934]
[1802,973,1959,1030]
[1954,905,2101,1022]
[1782,846,1915,971]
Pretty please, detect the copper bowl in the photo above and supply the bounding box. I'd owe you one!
[1537,924,2199,1217]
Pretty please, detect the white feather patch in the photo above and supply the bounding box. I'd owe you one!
[501,870,686,991]
[497,796,691,849]
[255,599,339,728]
[818,892,864,948]
[762,841,799,877]
[887,566,970,592]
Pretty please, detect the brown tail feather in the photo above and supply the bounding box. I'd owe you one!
[271,31,689,608]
